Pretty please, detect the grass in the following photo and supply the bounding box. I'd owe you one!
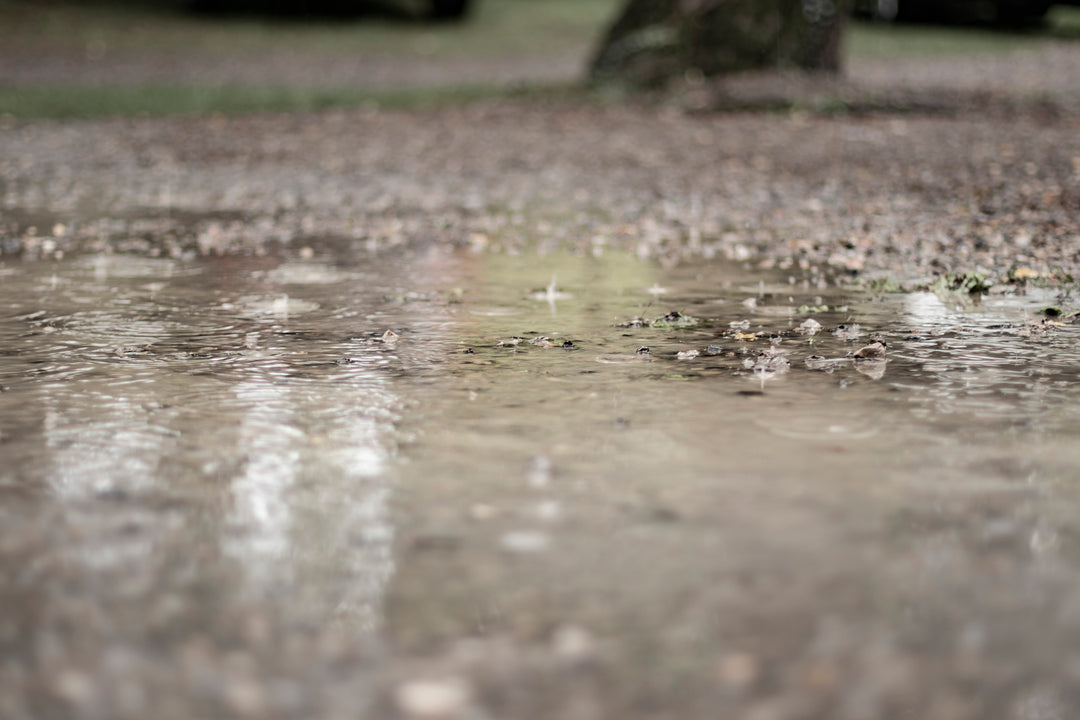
[0,82,583,120]
[846,19,1039,59]
[846,5,1080,59]
[1,0,1078,119]
[0,0,621,58]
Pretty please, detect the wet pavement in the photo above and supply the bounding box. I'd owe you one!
[3,246,1080,719]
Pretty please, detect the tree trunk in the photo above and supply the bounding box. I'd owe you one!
[589,0,849,89]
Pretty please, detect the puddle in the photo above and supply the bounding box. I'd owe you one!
[2,248,1080,718]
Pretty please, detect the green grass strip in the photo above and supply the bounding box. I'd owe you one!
[0,82,582,120]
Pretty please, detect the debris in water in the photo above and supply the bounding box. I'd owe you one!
[620,311,699,329]
[851,340,887,360]
[746,347,790,375]
[831,324,861,341]
[652,311,700,329]
[804,355,848,371]
[115,344,152,357]
[677,349,700,360]
[854,359,887,380]
[1020,319,1061,338]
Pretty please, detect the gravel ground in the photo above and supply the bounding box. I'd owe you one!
[2,35,1080,287]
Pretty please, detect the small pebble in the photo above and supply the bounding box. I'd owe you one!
[717,653,759,689]
[499,530,550,554]
[469,503,499,520]
[535,500,562,521]
[395,677,472,718]
[526,455,552,488]
[54,669,97,708]
[552,625,596,663]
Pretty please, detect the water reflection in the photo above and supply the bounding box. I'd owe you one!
[0,252,422,639]
[892,290,1080,435]
[224,346,397,632]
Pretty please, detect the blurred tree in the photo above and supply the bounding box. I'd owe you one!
[590,0,850,89]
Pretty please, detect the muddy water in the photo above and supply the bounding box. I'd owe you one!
[2,248,1080,719]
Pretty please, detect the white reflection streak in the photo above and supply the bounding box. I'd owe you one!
[228,376,302,589]
[226,360,397,633]
[321,408,395,633]
[37,259,181,569]
[41,384,169,574]
[44,401,162,497]
[904,291,953,327]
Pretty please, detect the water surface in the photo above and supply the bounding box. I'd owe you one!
[2,248,1079,719]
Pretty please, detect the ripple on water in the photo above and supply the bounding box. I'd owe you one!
[225,295,322,319]
[261,263,351,286]
[594,353,653,365]
[754,414,881,441]
[469,307,525,317]
[70,255,201,280]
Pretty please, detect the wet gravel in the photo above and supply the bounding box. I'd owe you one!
[3,41,1080,289]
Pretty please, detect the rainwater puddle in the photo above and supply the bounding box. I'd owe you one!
[2,248,1080,719]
